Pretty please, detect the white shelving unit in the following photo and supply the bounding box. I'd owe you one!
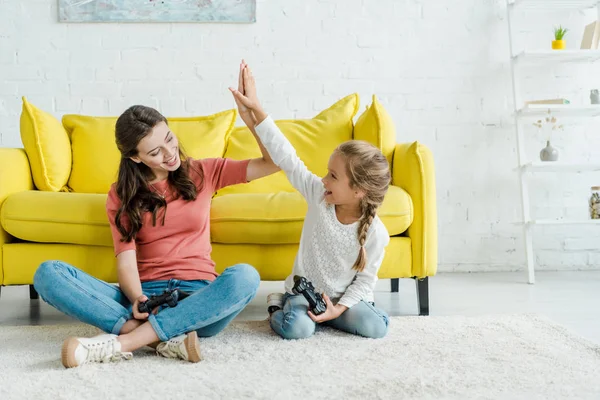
[528,219,600,225]
[506,0,600,283]
[509,0,600,10]
[517,104,600,117]
[514,49,600,64]
[521,161,600,172]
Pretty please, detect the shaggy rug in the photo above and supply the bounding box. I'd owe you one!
[0,315,599,399]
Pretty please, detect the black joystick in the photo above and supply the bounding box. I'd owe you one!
[138,288,190,314]
[292,275,327,315]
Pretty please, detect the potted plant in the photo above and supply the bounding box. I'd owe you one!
[552,25,568,50]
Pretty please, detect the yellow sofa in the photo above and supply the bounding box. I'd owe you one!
[0,94,437,315]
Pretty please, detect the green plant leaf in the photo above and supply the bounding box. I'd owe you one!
[554,25,568,40]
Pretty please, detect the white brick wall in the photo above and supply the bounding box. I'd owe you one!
[1,0,600,273]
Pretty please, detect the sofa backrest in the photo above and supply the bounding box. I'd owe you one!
[62,110,237,193]
[216,93,359,196]
[18,93,396,195]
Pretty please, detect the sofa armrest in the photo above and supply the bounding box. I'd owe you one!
[0,148,34,246]
[392,142,437,278]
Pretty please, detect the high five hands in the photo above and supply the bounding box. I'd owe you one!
[229,59,267,126]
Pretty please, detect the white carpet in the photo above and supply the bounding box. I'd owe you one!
[0,315,599,400]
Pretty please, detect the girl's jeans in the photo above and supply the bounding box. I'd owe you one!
[269,293,390,340]
[33,260,260,342]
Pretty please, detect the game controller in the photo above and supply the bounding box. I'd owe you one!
[138,288,190,314]
[292,275,327,315]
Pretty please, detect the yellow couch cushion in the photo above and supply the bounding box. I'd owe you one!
[216,93,359,196]
[1,191,112,246]
[19,97,72,192]
[354,95,396,165]
[1,185,412,247]
[210,185,413,244]
[63,109,238,194]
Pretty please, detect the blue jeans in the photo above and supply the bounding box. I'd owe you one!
[269,293,389,340]
[33,260,260,342]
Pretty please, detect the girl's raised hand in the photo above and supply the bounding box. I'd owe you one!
[235,59,249,112]
[229,61,262,113]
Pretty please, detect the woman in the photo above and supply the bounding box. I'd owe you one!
[33,60,279,368]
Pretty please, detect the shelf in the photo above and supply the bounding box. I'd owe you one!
[526,219,600,225]
[509,0,600,10]
[517,104,600,117]
[521,161,600,172]
[506,0,600,285]
[513,50,600,65]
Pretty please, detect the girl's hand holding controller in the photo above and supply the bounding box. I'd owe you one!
[308,294,348,323]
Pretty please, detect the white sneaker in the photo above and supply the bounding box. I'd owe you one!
[267,292,284,314]
[156,331,201,363]
[61,334,133,368]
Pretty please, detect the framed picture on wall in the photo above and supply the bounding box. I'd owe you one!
[58,0,256,23]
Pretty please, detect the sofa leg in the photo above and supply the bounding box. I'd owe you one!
[391,278,399,292]
[29,285,39,300]
[414,277,429,316]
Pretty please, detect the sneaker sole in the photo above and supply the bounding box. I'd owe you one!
[267,294,284,308]
[61,337,80,368]
[184,331,202,363]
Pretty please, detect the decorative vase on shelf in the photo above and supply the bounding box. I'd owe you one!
[552,40,566,49]
[540,141,559,162]
[591,89,600,104]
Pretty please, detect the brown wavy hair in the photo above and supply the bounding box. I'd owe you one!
[335,140,391,272]
[113,105,203,243]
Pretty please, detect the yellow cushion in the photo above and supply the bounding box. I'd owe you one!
[19,97,71,192]
[1,191,112,246]
[210,186,413,244]
[63,109,237,194]
[354,95,396,165]
[216,93,359,196]
[1,184,412,248]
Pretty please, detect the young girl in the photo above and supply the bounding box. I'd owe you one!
[230,65,391,340]
[33,61,280,368]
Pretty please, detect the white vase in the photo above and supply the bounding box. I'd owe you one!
[540,140,559,162]
[591,89,600,104]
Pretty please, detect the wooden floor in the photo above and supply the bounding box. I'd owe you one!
[1,271,599,344]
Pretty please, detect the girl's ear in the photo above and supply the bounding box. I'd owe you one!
[130,156,141,163]
[354,189,366,199]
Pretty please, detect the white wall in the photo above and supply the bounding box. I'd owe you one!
[1,0,600,273]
